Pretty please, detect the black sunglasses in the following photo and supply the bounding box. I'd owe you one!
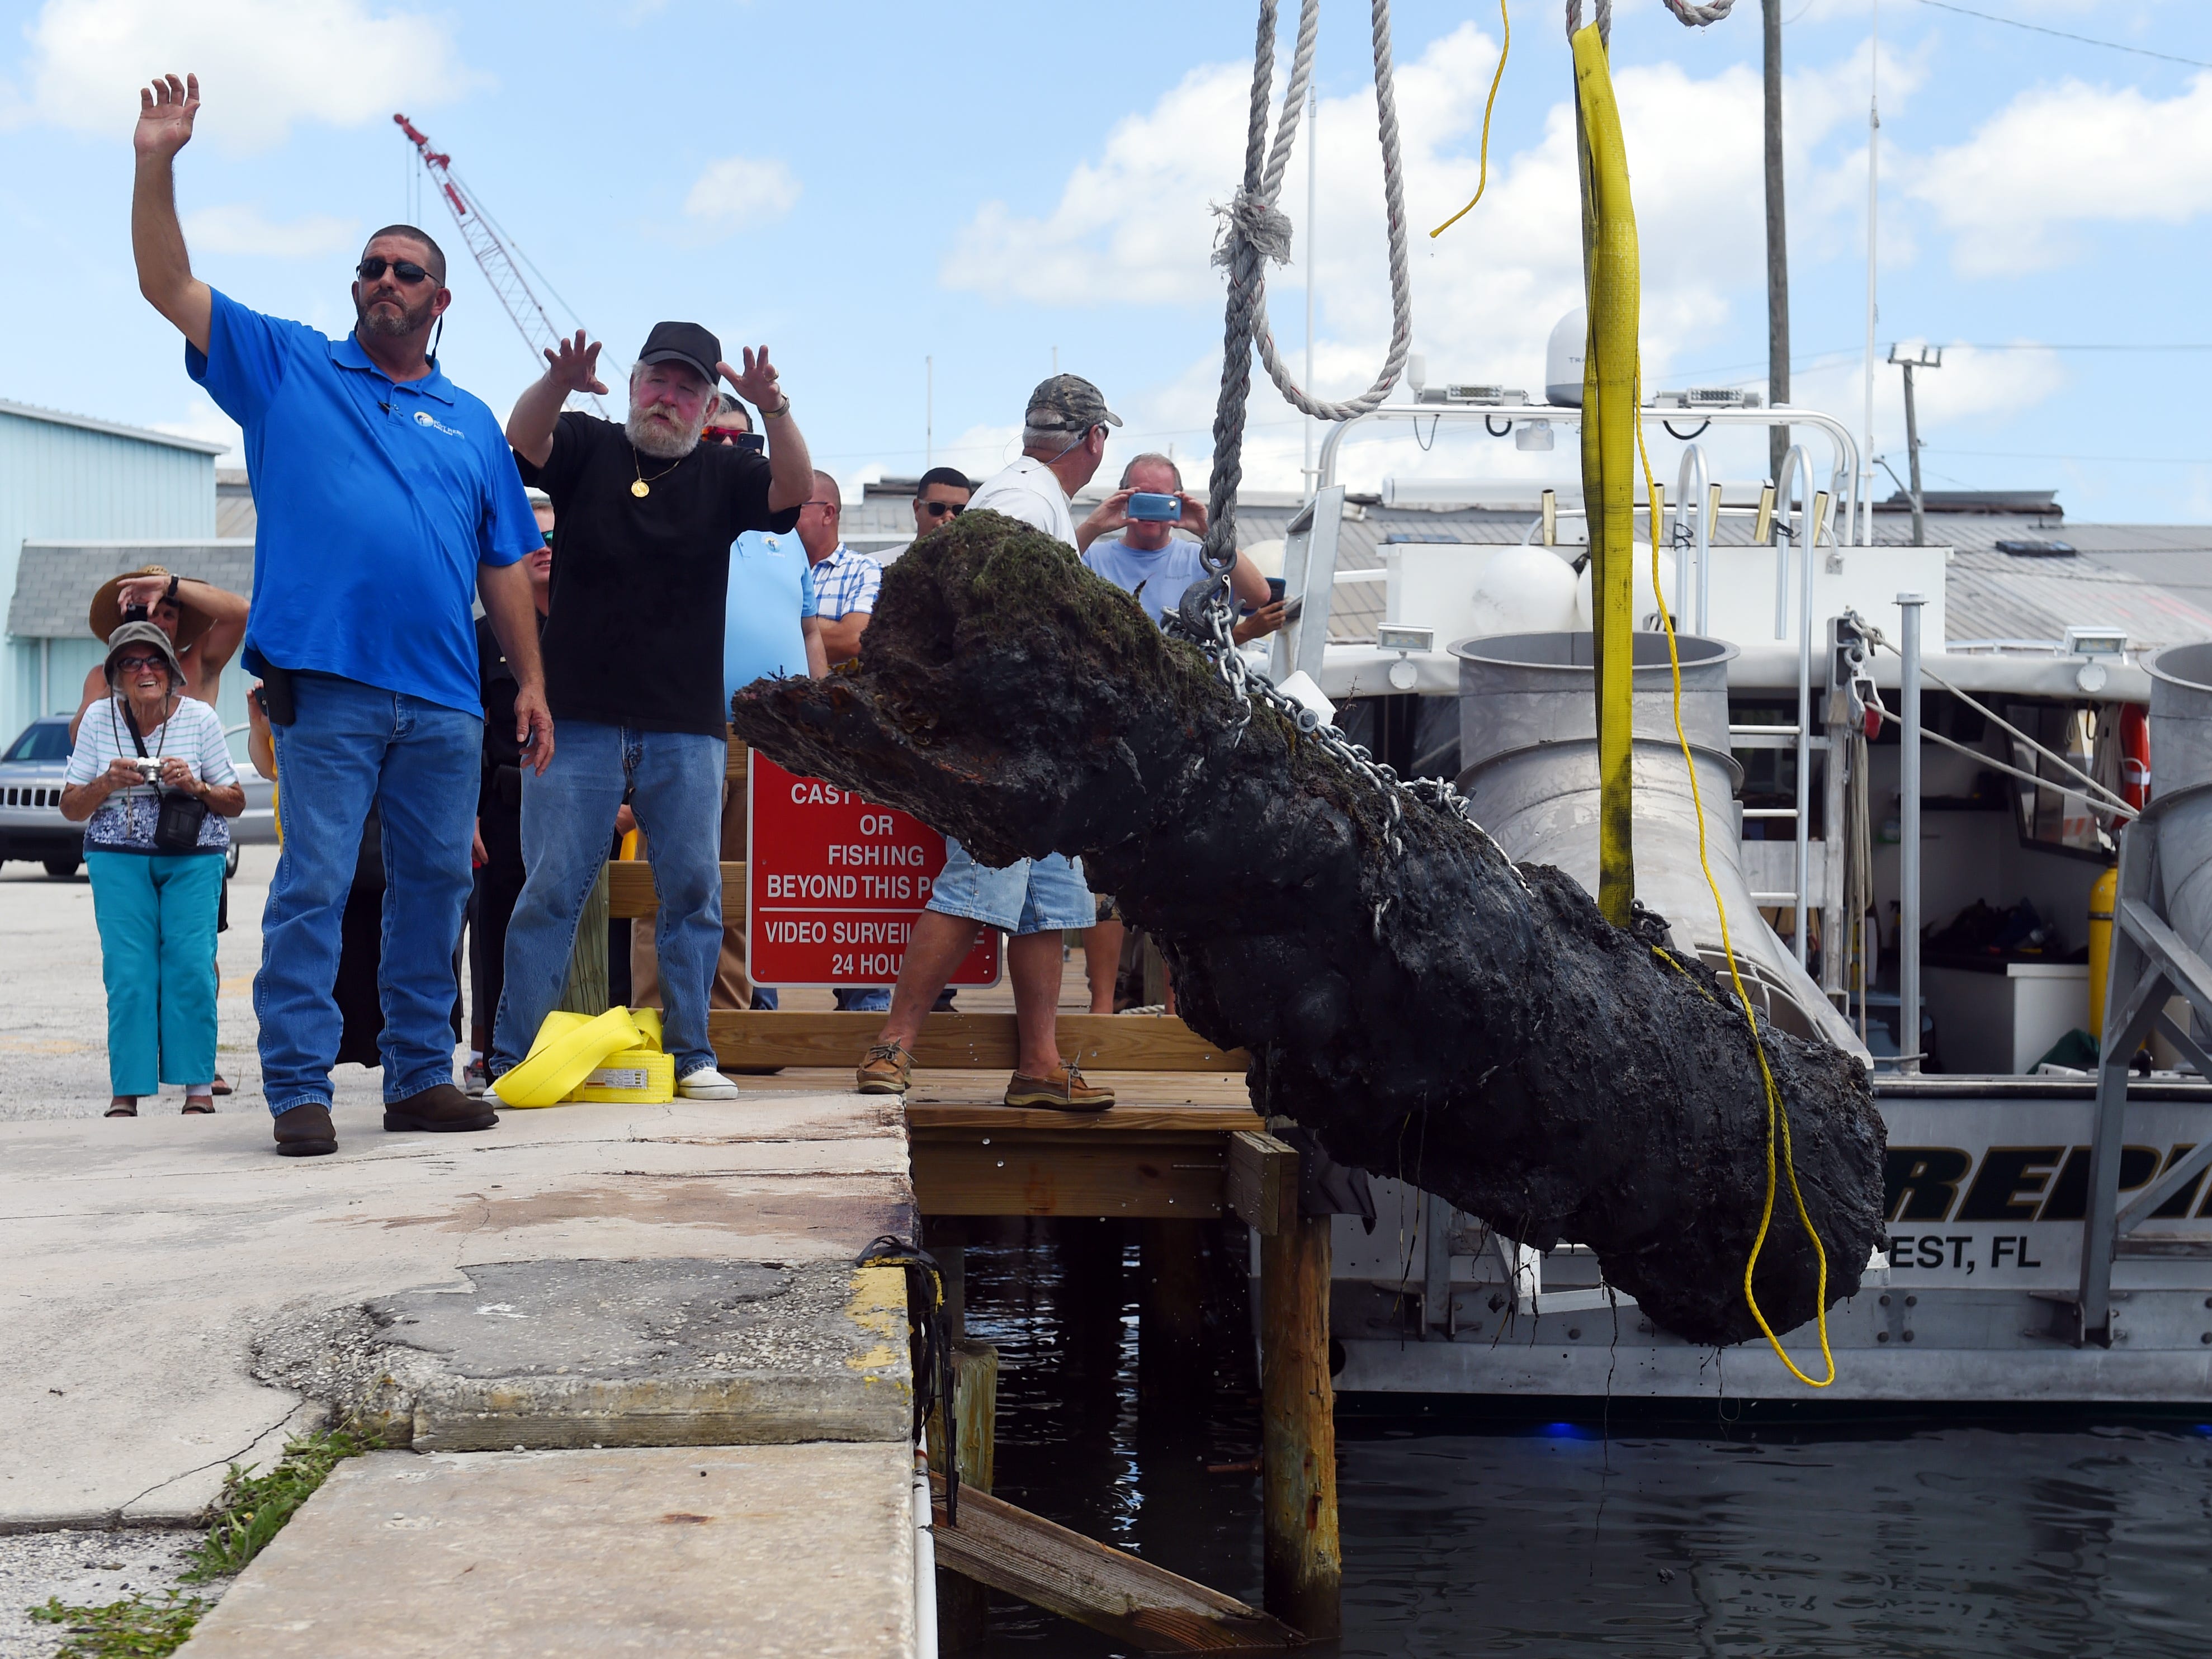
[112,654,167,672]
[356,256,437,285]
[920,500,966,518]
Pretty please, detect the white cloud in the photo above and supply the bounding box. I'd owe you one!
[1907,72,2212,275]
[182,203,355,258]
[683,157,801,235]
[8,0,475,153]
[938,26,1942,494]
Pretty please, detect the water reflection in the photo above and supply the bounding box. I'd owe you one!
[957,1221,2212,1658]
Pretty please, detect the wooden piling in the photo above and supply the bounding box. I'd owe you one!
[1260,1213,1340,1639]
[1138,1218,1207,1403]
[930,1337,999,1653]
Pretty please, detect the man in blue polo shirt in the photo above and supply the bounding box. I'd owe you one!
[131,72,549,1158]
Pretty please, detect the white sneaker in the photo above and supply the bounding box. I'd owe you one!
[678,1066,740,1100]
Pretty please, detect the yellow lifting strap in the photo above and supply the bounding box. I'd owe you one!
[1571,22,1638,927]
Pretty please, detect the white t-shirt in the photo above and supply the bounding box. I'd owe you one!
[968,456,1076,547]
[64,696,238,855]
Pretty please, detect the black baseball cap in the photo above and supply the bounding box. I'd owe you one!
[637,321,722,386]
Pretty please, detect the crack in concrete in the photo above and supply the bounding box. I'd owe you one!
[113,1396,309,1522]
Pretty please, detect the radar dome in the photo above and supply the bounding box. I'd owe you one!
[1546,308,1587,407]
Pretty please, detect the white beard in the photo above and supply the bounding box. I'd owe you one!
[627,404,706,460]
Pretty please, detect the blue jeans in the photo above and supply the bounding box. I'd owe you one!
[494,720,724,1080]
[261,674,480,1114]
[87,851,223,1096]
[834,987,891,1012]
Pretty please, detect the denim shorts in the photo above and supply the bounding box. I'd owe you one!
[928,839,1093,935]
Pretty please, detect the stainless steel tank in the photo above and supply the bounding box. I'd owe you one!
[1453,630,1867,1057]
[2146,641,2212,963]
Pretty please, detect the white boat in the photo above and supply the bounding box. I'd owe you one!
[1242,396,2212,1404]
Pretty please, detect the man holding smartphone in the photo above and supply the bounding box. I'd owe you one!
[1076,453,1284,641]
[131,72,550,1157]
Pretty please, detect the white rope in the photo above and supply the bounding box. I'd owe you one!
[1237,0,1414,424]
[1566,0,1737,45]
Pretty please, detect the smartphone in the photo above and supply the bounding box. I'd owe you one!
[1279,595,1304,625]
[737,433,765,454]
[1266,578,1287,603]
[1127,491,1183,523]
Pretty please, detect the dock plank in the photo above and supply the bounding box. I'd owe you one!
[713,1011,1249,1073]
[931,1476,1302,1652]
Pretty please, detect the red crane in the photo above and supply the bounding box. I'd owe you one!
[393,113,615,415]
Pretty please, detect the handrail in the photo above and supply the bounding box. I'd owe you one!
[1770,445,1817,969]
[1313,401,1868,545]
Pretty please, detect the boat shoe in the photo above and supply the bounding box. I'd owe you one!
[856,1042,914,1096]
[1004,1061,1114,1113]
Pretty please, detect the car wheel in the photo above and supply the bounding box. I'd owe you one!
[43,857,81,878]
[225,842,240,878]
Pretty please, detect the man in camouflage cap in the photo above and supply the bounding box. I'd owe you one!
[853,372,1120,1112]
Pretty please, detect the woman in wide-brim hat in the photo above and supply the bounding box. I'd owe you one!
[58,622,245,1117]
[69,566,249,743]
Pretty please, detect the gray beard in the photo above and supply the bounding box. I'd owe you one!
[627,408,703,461]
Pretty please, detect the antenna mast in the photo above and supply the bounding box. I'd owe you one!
[392,113,614,416]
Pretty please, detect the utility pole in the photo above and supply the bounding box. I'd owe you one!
[1863,0,1880,541]
[1764,0,1790,483]
[925,355,934,471]
[1303,79,1318,498]
[1887,344,1941,546]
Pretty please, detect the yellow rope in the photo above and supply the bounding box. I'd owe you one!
[1429,0,1512,238]
[1630,380,1836,1389]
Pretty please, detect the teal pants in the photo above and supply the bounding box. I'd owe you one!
[87,851,224,1097]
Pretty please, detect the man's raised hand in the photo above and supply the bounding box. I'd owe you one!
[135,74,200,162]
[542,330,607,396]
[720,347,784,413]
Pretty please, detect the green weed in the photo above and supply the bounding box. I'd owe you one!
[29,1590,207,1658]
[181,1424,372,1582]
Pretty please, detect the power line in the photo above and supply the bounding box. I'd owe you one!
[1930,447,2212,466]
[1913,0,2212,72]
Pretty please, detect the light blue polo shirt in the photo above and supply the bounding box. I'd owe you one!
[187,289,539,715]
[725,530,818,703]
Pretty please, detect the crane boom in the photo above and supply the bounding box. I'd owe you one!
[393,113,612,416]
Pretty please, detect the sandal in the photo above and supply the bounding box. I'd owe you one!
[105,1098,138,1118]
[183,1094,216,1115]
[210,1073,233,1097]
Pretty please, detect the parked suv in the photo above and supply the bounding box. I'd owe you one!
[0,717,83,877]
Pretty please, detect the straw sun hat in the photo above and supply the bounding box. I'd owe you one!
[88,566,214,653]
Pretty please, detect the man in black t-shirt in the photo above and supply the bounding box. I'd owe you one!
[491,322,811,1100]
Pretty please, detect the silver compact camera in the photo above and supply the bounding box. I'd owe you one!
[130,757,165,783]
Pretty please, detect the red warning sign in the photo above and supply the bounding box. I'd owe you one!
[746,753,1001,989]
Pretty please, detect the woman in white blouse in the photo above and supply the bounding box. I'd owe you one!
[59,622,244,1117]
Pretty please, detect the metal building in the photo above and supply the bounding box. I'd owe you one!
[0,398,229,742]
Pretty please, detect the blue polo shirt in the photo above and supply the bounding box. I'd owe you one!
[725,530,817,703]
[187,288,538,715]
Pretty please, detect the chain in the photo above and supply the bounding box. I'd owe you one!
[1169,578,1527,930]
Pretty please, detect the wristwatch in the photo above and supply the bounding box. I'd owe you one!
[164,574,180,605]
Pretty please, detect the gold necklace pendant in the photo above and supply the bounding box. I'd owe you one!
[631,479,651,498]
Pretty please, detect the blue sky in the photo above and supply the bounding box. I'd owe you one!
[3,0,2209,522]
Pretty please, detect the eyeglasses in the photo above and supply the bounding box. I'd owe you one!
[802,500,839,512]
[356,256,437,285]
[920,501,966,518]
[112,654,166,673]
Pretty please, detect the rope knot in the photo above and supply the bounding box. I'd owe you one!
[1212,189,1296,269]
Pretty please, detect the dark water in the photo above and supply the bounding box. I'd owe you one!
[956,1220,2212,1658]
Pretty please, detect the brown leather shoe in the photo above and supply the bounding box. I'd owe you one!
[1004,1061,1114,1113]
[856,1042,914,1096]
[273,1102,337,1157]
[384,1083,498,1133]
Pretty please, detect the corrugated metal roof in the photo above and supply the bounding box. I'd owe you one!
[0,398,229,455]
[7,542,255,640]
